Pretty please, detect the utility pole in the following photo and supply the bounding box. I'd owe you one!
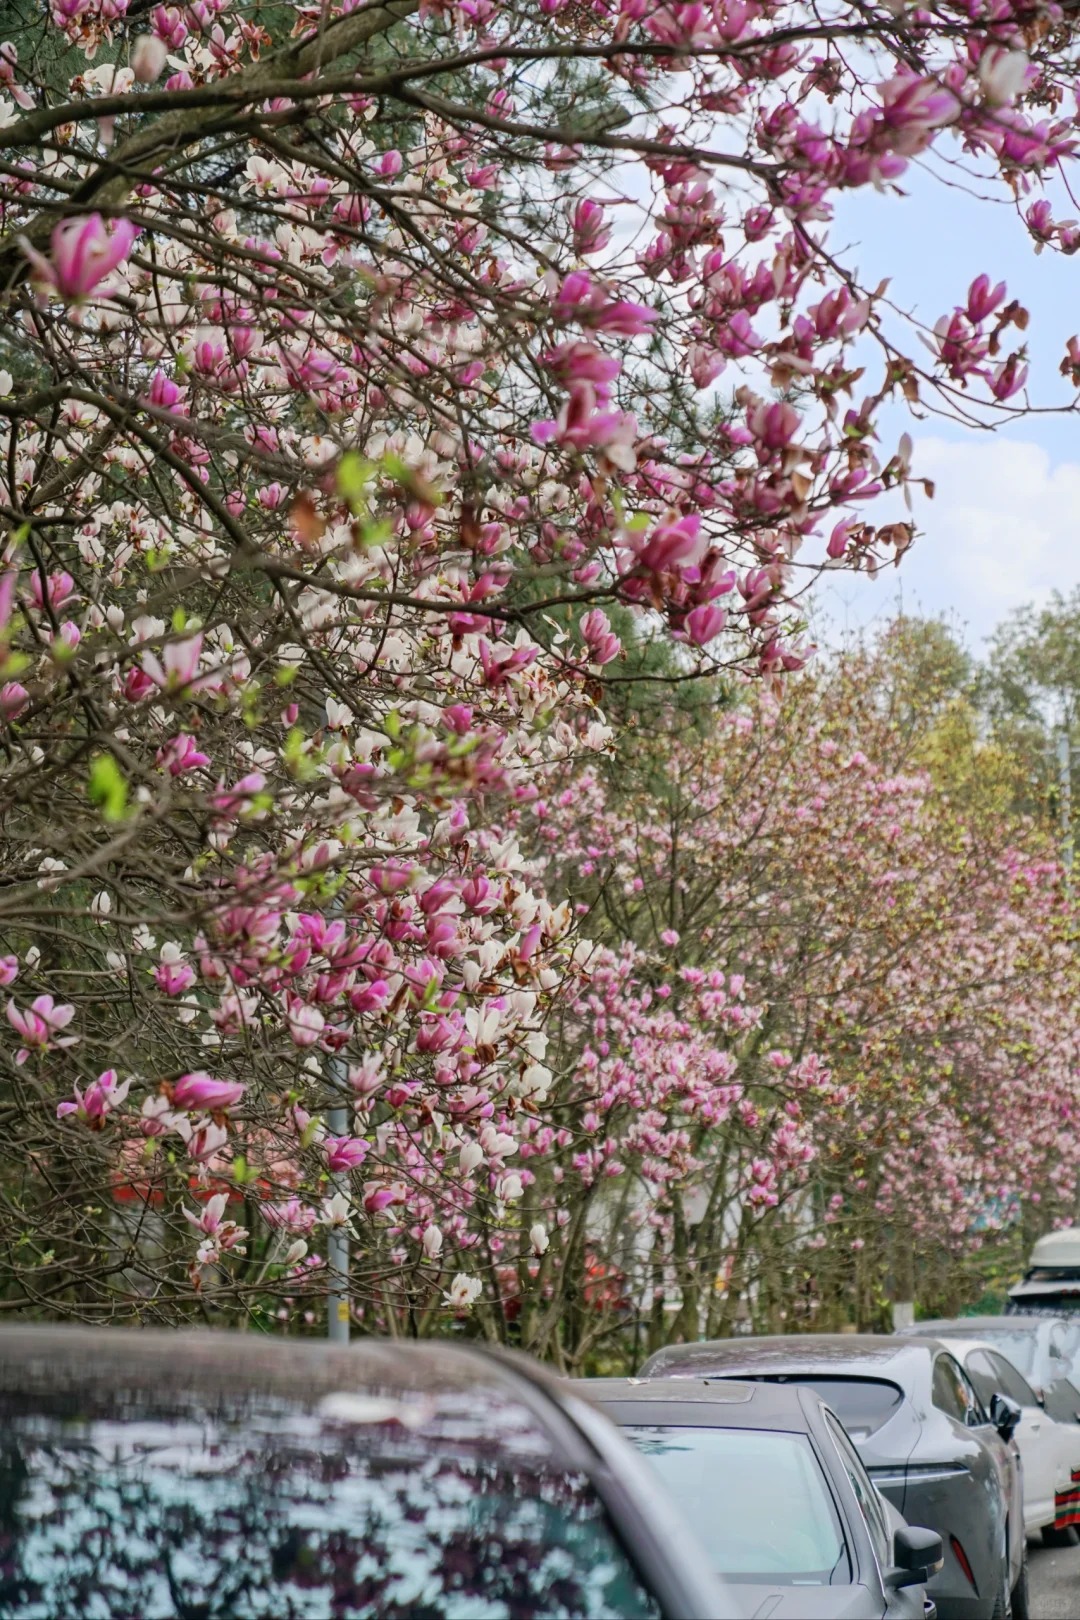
[1058,728,1074,877]
[326,1067,350,1343]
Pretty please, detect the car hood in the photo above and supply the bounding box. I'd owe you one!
[722,1584,880,1619]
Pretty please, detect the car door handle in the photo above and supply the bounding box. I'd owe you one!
[1030,1421,1042,1433]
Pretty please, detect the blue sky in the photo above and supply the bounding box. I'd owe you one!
[813,152,1080,657]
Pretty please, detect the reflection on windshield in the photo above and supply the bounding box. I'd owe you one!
[0,1393,660,1620]
[623,1426,848,1586]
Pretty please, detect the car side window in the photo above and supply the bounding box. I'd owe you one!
[962,1349,999,1410]
[822,1410,892,1572]
[932,1354,969,1422]
[986,1351,1038,1408]
[954,1361,990,1426]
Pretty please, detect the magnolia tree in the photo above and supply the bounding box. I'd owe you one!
[1,0,1080,1325]
[527,632,1080,1349]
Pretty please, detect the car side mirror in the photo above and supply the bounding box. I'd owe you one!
[886,1526,944,1589]
[990,1392,1022,1442]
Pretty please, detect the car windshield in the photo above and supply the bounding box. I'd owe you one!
[0,1391,660,1620]
[623,1425,848,1586]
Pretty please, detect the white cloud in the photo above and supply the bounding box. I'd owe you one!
[813,435,1080,650]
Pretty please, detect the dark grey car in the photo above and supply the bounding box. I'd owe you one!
[639,1335,1026,1620]
[573,1375,943,1620]
[0,1325,732,1620]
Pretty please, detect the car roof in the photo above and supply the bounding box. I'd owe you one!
[900,1316,1053,1334]
[0,1324,599,1470]
[642,1333,935,1378]
[927,1335,999,1360]
[574,1376,818,1426]
[1031,1228,1080,1267]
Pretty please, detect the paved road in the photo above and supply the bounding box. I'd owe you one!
[1029,1536,1080,1618]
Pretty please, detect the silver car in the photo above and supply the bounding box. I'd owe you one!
[640,1335,1026,1620]
[574,1375,942,1620]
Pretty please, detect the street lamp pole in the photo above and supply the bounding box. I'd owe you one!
[1058,728,1074,877]
[327,1054,350,1344]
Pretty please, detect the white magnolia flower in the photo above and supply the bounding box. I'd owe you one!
[444,1273,482,1310]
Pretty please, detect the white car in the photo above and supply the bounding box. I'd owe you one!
[934,1335,1080,1544]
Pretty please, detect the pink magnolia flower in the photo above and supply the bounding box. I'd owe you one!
[541,341,622,392]
[21,214,140,303]
[0,571,15,633]
[572,199,612,256]
[184,1192,248,1264]
[589,299,658,337]
[29,570,76,611]
[686,604,727,646]
[155,732,210,776]
[631,513,704,575]
[876,69,959,150]
[57,1068,132,1126]
[986,353,1028,401]
[182,1118,229,1163]
[0,957,18,988]
[0,682,28,721]
[263,1196,318,1235]
[287,1000,325,1047]
[139,1095,178,1137]
[580,608,621,666]
[747,400,801,451]
[978,46,1033,108]
[140,632,204,694]
[323,1135,370,1173]
[184,1191,233,1239]
[172,1071,245,1111]
[7,994,77,1063]
[154,941,196,996]
[965,274,1006,325]
[531,381,638,472]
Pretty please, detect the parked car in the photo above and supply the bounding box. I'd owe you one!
[1006,1228,1080,1317]
[896,1315,1080,1425]
[573,1374,943,1620]
[639,1335,1026,1620]
[0,1325,732,1620]
[926,1334,1080,1547]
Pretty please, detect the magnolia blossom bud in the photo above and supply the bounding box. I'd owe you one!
[132,35,169,84]
[459,1140,483,1175]
[422,1224,443,1259]
[529,1223,549,1256]
[283,1239,308,1267]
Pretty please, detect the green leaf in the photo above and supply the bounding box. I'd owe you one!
[87,754,128,823]
[337,452,374,513]
[283,727,318,782]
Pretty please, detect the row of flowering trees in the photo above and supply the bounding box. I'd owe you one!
[1,0,1080,1342]
[520,628,1080,1363]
